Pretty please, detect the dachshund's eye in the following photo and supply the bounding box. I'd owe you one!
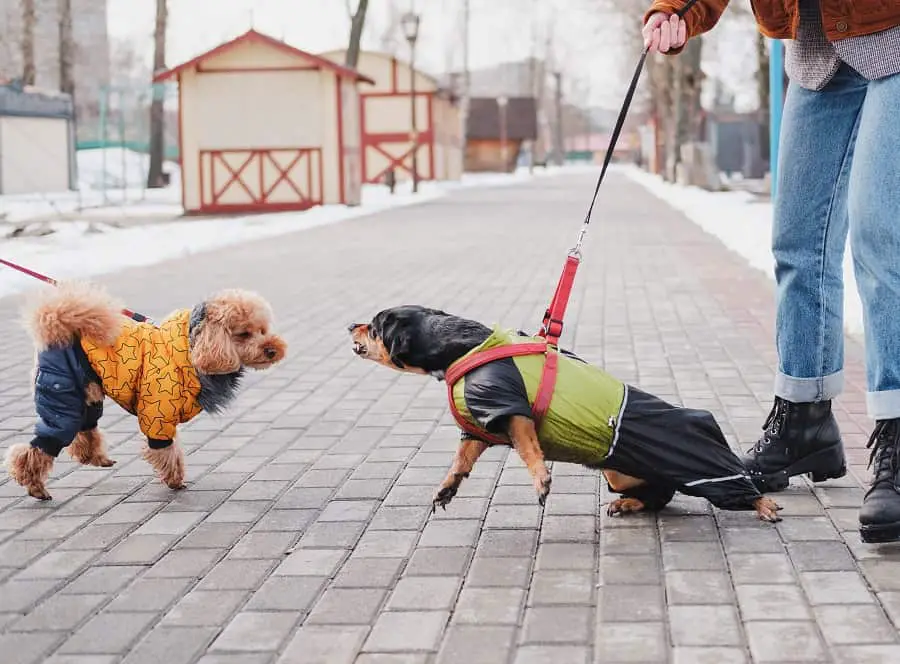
[368,328,377,339]
[236,331,252,339]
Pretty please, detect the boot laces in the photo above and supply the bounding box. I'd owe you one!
[752,399,790,454]
[866,420,900,490]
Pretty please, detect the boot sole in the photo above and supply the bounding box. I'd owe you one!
[751,443,847,493]
[860,522,900,544]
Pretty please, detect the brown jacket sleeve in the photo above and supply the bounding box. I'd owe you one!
[644,0,730,54]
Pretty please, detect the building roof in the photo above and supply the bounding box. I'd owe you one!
[0,82,74,119]
[153,29,375,84]
[466,97,538,141]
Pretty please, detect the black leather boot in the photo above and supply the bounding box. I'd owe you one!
[742,397,846,492]
[859,419,900,544]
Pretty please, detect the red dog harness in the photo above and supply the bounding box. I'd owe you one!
[445,254,579,444]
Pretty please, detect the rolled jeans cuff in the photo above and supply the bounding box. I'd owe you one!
[774,370,844,403]
[866,390,900,421]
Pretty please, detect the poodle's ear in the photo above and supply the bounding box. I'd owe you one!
[190,316,241,375]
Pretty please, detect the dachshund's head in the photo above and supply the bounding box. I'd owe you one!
[348,305,491,376]
[190,289,287,375]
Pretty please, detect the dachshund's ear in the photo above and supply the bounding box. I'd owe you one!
[191,316,240,375]
[385,328,411,368]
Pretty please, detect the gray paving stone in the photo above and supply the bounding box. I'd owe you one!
[599,555,661,584]
[477,530,538,558]
[814,604,897,645]
[364,610,450,652]
[665,570,734,605]
[145,548,222,578]
[540,516,595,543]
[57,523,135,551]
[273,548,346,576]
[418,520,482,548]
[278,625,368,664]
[734,584,812,620]
[194,558,276,590]
[662,541,726,571]
[668,605,742,646]
[858,559,900,592]
[0,579,59,611]
[298,520,366,549]
[594,621,668,663]
[386,576,461,611]
[435,625,516,664]
[120,626,217,664]
[226,531,296,559]
[332,556,404,588]
[601,527,659,554]
[0,631,64,664]
[245,574,326,611]
[106,577,193,612]
[745,621,826,662]
[801,571,875,605]
[306,587,388,624]
[354,530,418,558]
[210,611,300,652]
[536,543,595,571]
[728,553,796,585]
[161,590,248,626]
[134,511,206,536]
[514,645,590,664]
[671,647,748,664]
[356,656,430,664]
[521,606,592,644]
[529,570,593,605]
[175,523,248,549]
[834,645,900,663]
[9,593,107,631]
[16,550,98,580]
[100,535,177,566]
[368,505,431,531]
[58,611,159,654]
[598,584,665,623]
[720,527,785,554]
[62,566,143,595]
[404,547,472,577]
[454,587,524,624]
[466,555,531,587]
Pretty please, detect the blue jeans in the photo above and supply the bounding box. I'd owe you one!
[774,64,900,419]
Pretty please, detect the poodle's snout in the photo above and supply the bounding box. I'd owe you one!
[264,347,277,359]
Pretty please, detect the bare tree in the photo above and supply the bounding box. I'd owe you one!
[58,0,75,103]
[147,0,168,189]
[344,0,370,69]
[21,0,36,85]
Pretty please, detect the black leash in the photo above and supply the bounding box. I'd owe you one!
[571,0,701,254]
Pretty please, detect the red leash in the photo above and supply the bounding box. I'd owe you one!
[446,0,701,443]
[0,257,155,325]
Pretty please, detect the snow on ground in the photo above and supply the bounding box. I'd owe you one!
[0,163,585,300]
[619,164,864,338]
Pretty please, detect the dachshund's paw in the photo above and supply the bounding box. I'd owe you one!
[535,471,552,507]
[606,497,645,517]
[754,496,783,523]
[432,485,458,513]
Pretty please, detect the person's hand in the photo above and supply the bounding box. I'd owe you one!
[643,12,687,53]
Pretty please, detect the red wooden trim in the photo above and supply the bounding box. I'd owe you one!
[362,131,434,144]
[317,146,324,203]
[153,29,375,84]
[197,201,315,214]
[211,150,257,202]
[359,93,368,187]
[196,64,319,74]
[336,76,346,205]
[177,74,186,208]
[391,56,398,92]
[197,147,323,211]
[360,90,437,99]
[427,94,435,179]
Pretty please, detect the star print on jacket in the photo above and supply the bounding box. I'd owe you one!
[80,309,202,441]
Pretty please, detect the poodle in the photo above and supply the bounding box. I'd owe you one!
[4,281,287,500]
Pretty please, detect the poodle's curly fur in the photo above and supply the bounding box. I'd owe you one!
[4,281,287,501]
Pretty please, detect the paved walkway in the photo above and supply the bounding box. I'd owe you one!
[0,170,898,664]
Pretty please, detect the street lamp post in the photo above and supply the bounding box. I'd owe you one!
[497,95,509,172]
[401,11,421,193]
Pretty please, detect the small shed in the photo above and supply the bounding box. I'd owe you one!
[465,97,538,173]
[0,82,75,195]
[320,50,462,185]
[153,30,374,215]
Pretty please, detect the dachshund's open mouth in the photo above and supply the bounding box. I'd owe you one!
[353,342,367,356]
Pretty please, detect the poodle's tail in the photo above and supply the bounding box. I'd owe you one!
[24,281,124,350]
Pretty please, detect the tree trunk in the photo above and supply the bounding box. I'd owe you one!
[147,0,168,189]
[21,0,36,85]
[58,0,75,102]
[345,0,370,69]
[756,32,771,164]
